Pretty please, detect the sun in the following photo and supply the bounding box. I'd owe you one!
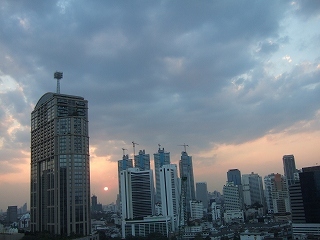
[103,187,109,191]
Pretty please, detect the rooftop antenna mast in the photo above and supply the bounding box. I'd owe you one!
[54,71,63,94]
[179,143,189,153]
[158,143,161,150]
[132,141,139,156]
[122,148,127,157]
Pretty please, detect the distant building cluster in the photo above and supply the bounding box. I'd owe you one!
[115,150,320,239]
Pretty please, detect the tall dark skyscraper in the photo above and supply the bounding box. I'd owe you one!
[196,182,208,208]
[30,92,90,236]
[299,166,320,222]
[290,166,320,238]
[227,169,241,185]
[283,154,297,186]
[179,150,195,212]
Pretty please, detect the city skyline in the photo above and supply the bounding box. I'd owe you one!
[1,1,320,211]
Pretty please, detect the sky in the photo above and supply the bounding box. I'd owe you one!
[0,0,320,211]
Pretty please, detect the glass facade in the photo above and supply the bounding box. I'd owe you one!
[179,151,195,213]
[154,148,170,204]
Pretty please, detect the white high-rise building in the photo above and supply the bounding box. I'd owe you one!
[154,147,170,203]
[159,164,180,230]
[242,172,264,207]
[120,168,155,220]
[118,154,133,196]
[30,92,90,236]
[190,201,203,220]
[223,182,244,211]
[211,201,221,222]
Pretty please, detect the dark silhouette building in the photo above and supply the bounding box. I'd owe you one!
[290,166,320,238]
[6,206,17,223]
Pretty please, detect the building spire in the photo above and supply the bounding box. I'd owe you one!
[54,71,63,94]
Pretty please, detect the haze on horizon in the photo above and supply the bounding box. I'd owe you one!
[0,1,320,211]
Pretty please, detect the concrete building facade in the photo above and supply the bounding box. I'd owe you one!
[120,168,154,220]
[159,164,180,231]
[242,172,264,207]
[30,92,90,236]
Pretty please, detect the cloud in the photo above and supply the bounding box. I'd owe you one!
[0,0,320,209]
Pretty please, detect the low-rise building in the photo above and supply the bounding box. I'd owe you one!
[190,200,203,220]
[122,215,171,238]
[223,210,244,224]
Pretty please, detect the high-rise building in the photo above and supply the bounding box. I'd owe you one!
[283,154,297,186]
[6,206,17,223]
[154,147,171,203]
[134,149,150,171]
[120,168,154,220]
[299,166,320,222]
[196,182,208,209]
[242,172,264,207]
[264,173,290,214]
[227,169,242,185]
[223,182,244,211]
[92,195,97,210]
[118,154,133,198]
[91,195,102,212]
[159,164,180,230]
[30,92,90,236]
[290,166,320,238]
[179,150,195,213]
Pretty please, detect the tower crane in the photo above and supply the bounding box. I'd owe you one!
[132,141,139,156]
[178,143,189,153]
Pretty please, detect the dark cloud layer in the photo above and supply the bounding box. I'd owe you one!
[0,0,319,176]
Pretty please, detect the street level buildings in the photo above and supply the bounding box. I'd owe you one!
[30,92,90,236]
